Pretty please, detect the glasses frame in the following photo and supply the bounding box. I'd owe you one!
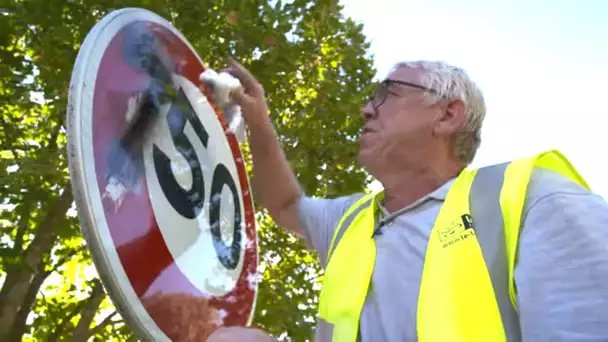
[371,79,439,110]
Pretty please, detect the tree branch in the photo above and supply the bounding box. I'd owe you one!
[44,247,90,341]
[71,279,106,342]
[49,279,106,342]
[47,298,85,342]
[87,311,120,337]
[0,116,23,168]
[50,245,86,274]
[45,119,63,152]
[0,185,73,340]
[12,201,33,253]
[6,244,82,342]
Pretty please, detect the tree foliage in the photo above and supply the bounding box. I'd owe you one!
[0,0,376,340]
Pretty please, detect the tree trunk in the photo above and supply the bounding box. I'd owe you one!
[72,279,106,342]
[0,186,73,340]
[10,248,84,342]
[7,268,51,342]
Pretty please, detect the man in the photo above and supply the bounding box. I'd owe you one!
[208,58,608,341]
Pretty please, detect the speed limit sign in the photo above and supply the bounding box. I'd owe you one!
[66,8,258,341]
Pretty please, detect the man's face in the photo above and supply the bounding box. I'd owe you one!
[358,67,441,171]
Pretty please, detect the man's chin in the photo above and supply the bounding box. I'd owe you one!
[358,150,373,168]
[358,148,387,177]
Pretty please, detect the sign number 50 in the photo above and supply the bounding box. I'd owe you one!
[152,85,242,270]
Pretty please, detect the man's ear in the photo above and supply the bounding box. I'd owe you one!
[433,99,466,136]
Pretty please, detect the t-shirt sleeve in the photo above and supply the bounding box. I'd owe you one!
[515,169,608,341]
[297,194,365,266]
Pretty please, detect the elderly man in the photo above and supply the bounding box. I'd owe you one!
[208,58,608,341]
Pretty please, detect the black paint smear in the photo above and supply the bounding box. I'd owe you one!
[120,21,177,150]
[121,21,175,86]
[103,22,244,268]
[104,140,146,192]
[105,22,178,190]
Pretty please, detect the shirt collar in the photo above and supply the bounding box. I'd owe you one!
[428,177,456,200]
[374,177,456,215]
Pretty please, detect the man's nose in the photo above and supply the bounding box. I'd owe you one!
[361,101,376,119]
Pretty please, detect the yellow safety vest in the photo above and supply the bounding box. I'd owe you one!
[317,149,590,342]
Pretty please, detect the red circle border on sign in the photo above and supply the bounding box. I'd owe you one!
[88,18,257,341]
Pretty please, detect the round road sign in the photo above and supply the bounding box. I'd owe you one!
[66,8,258,341]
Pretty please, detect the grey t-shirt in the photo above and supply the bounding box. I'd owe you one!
[297,168,608,342]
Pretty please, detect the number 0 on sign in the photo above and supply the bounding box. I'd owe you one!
[66,8,258,341]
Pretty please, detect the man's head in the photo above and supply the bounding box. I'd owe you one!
[358,60,486,178]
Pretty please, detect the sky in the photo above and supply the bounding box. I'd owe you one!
[340,0,608,198]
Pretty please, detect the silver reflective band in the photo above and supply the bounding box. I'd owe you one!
[470,162,521,341]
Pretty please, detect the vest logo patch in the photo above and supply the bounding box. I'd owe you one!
[438,214,475,248]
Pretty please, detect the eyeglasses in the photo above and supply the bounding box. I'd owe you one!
[371,79,439,110]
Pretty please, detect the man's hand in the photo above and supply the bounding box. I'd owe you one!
[207,326,278,342]
[219,57,304,236]
[225,57,270,127]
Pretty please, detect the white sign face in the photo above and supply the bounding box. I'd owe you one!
[66,8,258,342]
[143,74,247,296]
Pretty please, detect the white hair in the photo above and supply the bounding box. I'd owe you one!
[392,60,486,165]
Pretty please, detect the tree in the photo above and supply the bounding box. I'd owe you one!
[0,0,376,340]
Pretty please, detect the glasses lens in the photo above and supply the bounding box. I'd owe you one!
[372,82,387,108]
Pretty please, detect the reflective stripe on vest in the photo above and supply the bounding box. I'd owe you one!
[317,149,590,342]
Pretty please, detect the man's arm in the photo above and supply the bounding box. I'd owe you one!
[224,59,363,258]
[516,171,608,341]
[247,114,303,235]
[226,58,303,235]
